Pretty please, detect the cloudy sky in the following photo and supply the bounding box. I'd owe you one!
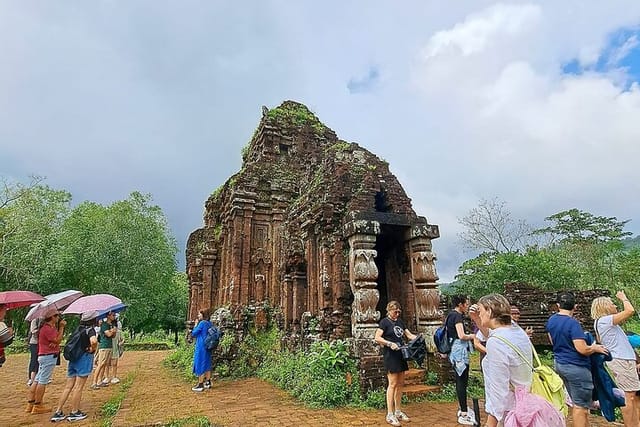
[2,1,640,282]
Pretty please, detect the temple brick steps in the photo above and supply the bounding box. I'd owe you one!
[403,368,441,398]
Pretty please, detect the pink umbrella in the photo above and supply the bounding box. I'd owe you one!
[25,290,84,321]
[62,294,122,315]
[0,290,45,309]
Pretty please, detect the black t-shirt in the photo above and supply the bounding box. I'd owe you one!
[79,326,97,353]
[379,317,406,346]
[445,310,465,340]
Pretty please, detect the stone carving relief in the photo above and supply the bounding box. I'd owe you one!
[352,287,381,323]
[353,249,378,282]
[411,251,438,283]
[415,288,441,319]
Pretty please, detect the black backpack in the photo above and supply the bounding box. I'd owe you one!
[63,326,89,362]
[400,334,427,365]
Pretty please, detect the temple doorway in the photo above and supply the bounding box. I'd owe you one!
[374,224,407,315]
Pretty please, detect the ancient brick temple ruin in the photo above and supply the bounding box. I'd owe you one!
[186,101,441,390]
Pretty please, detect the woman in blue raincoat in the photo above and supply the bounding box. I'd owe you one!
[190,308,212,392]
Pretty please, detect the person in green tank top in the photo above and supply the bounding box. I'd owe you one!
[90,311,116,389]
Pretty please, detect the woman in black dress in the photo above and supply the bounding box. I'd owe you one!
[375,300,418,426]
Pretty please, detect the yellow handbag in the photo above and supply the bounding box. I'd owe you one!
[493,334,568,416]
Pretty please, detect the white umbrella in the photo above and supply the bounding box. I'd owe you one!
[25,290,84,321]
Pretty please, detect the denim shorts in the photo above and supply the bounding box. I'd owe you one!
[35,353,58,384]
[67,352,94,377]
[554,361,593,408]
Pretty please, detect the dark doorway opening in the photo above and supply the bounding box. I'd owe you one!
[375,190,392,212]
[375,224,406,315]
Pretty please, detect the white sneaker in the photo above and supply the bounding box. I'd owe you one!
[386,413,401,426]
[395,410,410,422]
[110,377,120,384]
[458,414,475,425]
[467,409,476,425]
[457,409,474,418]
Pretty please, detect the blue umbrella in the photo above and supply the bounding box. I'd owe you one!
[82,302,127,321]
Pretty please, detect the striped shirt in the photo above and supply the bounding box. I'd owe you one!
[0,321,13,344]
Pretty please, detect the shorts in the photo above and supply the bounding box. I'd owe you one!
[111,342,121,360]
[96,348,112,367]
[607,359,640,392]
[34,354,58,384]
[554,362,593,408]
[67,352,94,377]
[383,348,408,374]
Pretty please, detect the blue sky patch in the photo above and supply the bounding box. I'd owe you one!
[347,66,380,94]
[562,27,640,87]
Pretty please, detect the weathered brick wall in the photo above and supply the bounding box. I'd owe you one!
[187,101,434,338]
[187,101,441,395]
[503,282,610,345]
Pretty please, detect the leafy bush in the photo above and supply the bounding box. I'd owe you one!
[257,339,360,408]
[221,326,280,379]
[427,383,458,402]
[360,388,386,409]
[163,340,196,381]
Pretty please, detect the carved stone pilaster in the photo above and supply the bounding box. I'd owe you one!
[346,222,380,340]
[412,251,438,283]
[283,275,293,329]
[409,234,441,351]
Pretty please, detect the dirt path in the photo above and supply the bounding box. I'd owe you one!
[0,351,623,426]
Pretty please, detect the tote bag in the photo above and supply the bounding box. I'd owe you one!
[492,334,567,416]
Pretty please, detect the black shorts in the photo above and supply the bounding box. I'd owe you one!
[383,348,408,373]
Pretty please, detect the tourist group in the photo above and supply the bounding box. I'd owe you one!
[0,290,125,422]
[375,290,639,427]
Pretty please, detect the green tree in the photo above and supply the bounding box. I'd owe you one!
[456,205,636,297]
[456,248,579,298]
[534,208,632,244]
[52,192,178,333]
[0,177,71,293]
[159,272,189,344]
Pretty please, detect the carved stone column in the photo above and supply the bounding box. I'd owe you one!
[408,225,440,352]
[283,274,293,329]
[292,272,307,327]
[187,258,203,321]
[201,249,216,310]
[345,220,381,340]
[254,274,265,302]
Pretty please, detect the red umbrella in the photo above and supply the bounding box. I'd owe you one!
[62,294,122,315]
[0,290,45,309]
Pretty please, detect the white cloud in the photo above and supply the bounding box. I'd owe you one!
[2,1,640,284]
[608,34,639,66]
[408,2,640,280]
[423,3,541,59]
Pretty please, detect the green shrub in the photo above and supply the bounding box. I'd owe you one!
[163,340,196,381]
[427,383,458,402]
[360,388,386,409]
[425,371,439,385]
[257,339,360,408]
[224,326,280,379]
